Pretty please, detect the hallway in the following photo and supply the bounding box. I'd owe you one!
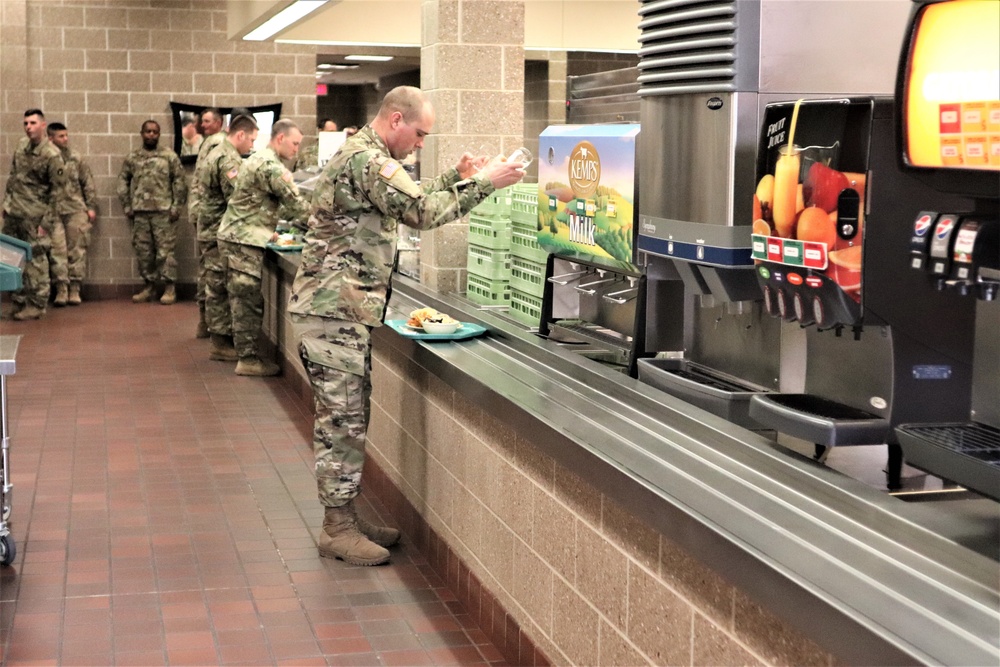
[0,299,508,666]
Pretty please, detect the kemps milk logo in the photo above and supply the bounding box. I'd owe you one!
[569,141,601,198]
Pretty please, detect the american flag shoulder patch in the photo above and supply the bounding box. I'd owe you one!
[379,161,400,179]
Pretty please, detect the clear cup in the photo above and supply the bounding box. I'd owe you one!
[506,147,533,168]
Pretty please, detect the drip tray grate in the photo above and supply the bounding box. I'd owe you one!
[897,423,1000,466]
[668,367,760,394]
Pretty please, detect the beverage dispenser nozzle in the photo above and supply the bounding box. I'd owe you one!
[853,325,863,341]
[979,282,998,301]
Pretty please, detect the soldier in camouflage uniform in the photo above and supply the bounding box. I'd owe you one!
[1,109,67,321]
[196,115,259,363]
[294,118,337,172]
[116,120,188,305]
[45,122,97,307]
[189,108,227,337]
[217,118,309,377]
[287,86,525,565]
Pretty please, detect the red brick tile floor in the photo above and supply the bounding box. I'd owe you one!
[0,299,509,666]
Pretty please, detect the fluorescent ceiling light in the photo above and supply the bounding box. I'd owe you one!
[277,39,420,48]
[243,0,328,41]
[344,55,394,62]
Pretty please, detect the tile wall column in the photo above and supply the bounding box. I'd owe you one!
[418,0,525,293]
[0,0,29,162]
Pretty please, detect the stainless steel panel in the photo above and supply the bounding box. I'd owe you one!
[758,0,911,95]
[567,68,640,124]
[972,301,1000,428]
[690,299,781,390]
[805,326,895,420]
[639,92,759,228]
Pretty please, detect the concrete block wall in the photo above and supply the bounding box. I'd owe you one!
[366,342,839,666]
[0,0,316,295]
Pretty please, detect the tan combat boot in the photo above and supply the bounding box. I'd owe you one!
[13,304,44,321]
[353,507,401,548]
[319,505,390,565]
[68,282,82,305]
[160,284,176,305]
[209,334,239,361]
[195,303,209,338]
[53,283,68,307]
[235,356,280,377]
[132,284,155,303]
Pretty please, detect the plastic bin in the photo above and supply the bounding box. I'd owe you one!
[510,256,545,297]
[471,187,512,219]
[511,217,548,263]
[510,184,538,225]
[466,272,510,306]
[468,214,511,250]
[467,244,512,281]
[509,288,542,327]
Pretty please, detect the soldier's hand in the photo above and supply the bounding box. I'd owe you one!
[456,152,487,180]
[87,210,96,223]
[484,160,525,190]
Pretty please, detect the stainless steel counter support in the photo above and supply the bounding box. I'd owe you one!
[381,276,998,667]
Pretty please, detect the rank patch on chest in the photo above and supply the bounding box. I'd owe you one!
[379,162,400,179]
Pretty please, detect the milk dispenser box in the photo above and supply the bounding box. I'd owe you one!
[536,125,639,269]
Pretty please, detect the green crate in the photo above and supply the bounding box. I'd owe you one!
[510,184,538,225]
[469,214,511,250]
[511,217,548,263]
[471,187,512,218]
[509,288,542,327]
[510,256,545,297]
[466,272,510,306]
[467,244,511,281]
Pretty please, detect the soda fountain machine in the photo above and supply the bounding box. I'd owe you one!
[889,0,1000,499]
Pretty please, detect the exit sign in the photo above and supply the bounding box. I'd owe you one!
[316,83,328,96]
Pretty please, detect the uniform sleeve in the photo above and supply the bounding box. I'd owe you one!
[79,158,98,212]
[268,164,309,228]
[169,153,188,214]
[421,167,461,194]
[2,154,15,210]
[46,151,69,207]
[362,155,494,231]
[219,155,241,202]
[117,155,134,213]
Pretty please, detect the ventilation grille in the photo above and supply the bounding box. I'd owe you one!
[638,0,740,97]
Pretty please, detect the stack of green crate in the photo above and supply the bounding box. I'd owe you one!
[466,187,512,306]
[508,183,546,326]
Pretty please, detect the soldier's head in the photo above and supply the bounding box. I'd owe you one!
[181,115,199,141]
[140,120,160,150]
[47,122,69,150]
[270,119,303,160]
[23,109,47,144]
[228,114,259,156]
[200,108,224,136]
[319,118,337,132]
[372,86,433,161]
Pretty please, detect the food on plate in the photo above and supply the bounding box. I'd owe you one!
[406,307,458,328]
[275,233,299,246]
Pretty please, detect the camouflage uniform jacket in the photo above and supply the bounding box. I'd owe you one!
[188,131,227,218]
[287,125,495,326]
[117,146,187,215]
[2,137,67,219]
[53,146,97,215]
[216,147,308,249]
[294,141,319,172]
[195,139,242,242]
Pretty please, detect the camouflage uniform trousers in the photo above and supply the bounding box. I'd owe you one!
[294,317,372,508]
[201,237,231,336]
[131,211,177,284]
[2,214,51,309]
[47,211,93,285]
[218,240,265,358]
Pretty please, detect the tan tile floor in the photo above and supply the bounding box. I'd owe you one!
[0,298,509,666]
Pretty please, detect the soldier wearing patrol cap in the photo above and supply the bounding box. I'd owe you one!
[287,85,526,566]
[1,108,68,321]
[197,114,259,363]
[217,118,309,377]
[116,119,188,305]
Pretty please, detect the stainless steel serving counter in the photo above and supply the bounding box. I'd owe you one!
[378,275,999,667]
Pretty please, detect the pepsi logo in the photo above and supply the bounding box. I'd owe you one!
[935,218,955,239]
[914,215,933,236]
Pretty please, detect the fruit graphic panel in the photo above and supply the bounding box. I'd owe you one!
[752,100,873,328]
[537,125,639,271]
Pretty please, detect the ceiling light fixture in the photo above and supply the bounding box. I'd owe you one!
[243,0,328,41]
[344,55,394,62]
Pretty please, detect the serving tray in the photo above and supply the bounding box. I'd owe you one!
[384,320,488,341]
[267,242,304,252]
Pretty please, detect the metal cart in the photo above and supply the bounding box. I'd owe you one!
[0,234,32,566]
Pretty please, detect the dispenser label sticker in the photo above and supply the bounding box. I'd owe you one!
[751,234,827,269]
[912,365,952,380]
[952,223,979,261]
[782,240,803,266]
[913,214,934,236]
[935,217,956,239]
